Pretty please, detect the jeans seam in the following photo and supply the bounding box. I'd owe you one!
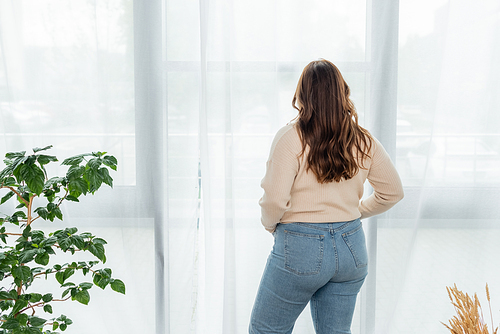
[342,226,368,269]
[332,218,360,233]
[311,297,318,332]
[342,223,363,237]
[333,237,339,277]
[293,222,330,232]
[284,230,324,239]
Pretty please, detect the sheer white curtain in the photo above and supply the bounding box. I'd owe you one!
[2,0,500,334]
[170,0,500,333]
[379,0,500,333]
[0,1,155,333]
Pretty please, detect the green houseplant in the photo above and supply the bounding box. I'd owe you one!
[0,146,125,333]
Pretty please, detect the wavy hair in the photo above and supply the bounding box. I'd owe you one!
[292,59,373,183]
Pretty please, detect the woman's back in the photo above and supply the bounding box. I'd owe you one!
[259,122,403,232]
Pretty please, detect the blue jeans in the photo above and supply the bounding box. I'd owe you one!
[249,219,368,334]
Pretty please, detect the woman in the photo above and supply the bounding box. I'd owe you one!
[249,59,404,334]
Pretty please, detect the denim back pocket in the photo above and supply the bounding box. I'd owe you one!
[341,224,368,268]
[284,230,324,275]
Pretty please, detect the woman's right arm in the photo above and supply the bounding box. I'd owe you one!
[358,139,404,218]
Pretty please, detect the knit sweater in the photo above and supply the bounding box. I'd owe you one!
[259,123,404,232]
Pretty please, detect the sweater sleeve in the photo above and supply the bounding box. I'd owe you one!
[358,139,404,219]
[259,127,299,232]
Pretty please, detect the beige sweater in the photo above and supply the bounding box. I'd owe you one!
[259,123,404,232]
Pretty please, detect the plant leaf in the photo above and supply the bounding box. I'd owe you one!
[43,304,53,314]
[92,238,107,245]
[70,235,85,250]
[12,265,31,281]
[65,195,79,202]
[61,156,83,166]
[63,268,75,282]
[55,271,65,285]
[88,243,106,263]
[35,252,50,266]
[1,318,20,329]
[61,288,72,298]
[68,178,88,196]
[66,227,78,235]
[110,279,126,294]
[50,207,63,221]
[84,168,102,194]
[42,293,53,303]
[29,315,46,327]
[0,291,12,299]
[34,207,49,220]
[33,146,52,153]
[93,272,107,289]
[19,163,45,195]
[0,191,15,205]
[98,167,113,187]
[66,166,85,181]
[79,282,93,290]
[22,225,32,238]
[61,154,92,166]
[29,293,42,303]
[87,158,102,169]
[0,156,27,180]
[74,289,90,305]
[18,250,37,264]
[12,298,28,315]
[102,155,117,171]
[5,151,26,159]
[8,289,18,299]
[1,176,16,186]
[37,154,58,165]
[44,177,64,190]
[18,313,29,326]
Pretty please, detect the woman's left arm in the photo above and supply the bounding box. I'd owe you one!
[259,126,300,233]
[259,160,297,232]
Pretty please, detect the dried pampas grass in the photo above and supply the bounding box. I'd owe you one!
[443,284,498,334]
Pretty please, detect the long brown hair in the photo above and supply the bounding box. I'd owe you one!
[292,59,373,183]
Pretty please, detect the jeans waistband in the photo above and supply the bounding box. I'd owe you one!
[290,218,361,233]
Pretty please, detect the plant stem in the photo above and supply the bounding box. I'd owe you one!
[17,296,71,315]
[32,265,97,279]
[16,282,23,296]
[27,195,34,226]
[0,186,29,207]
